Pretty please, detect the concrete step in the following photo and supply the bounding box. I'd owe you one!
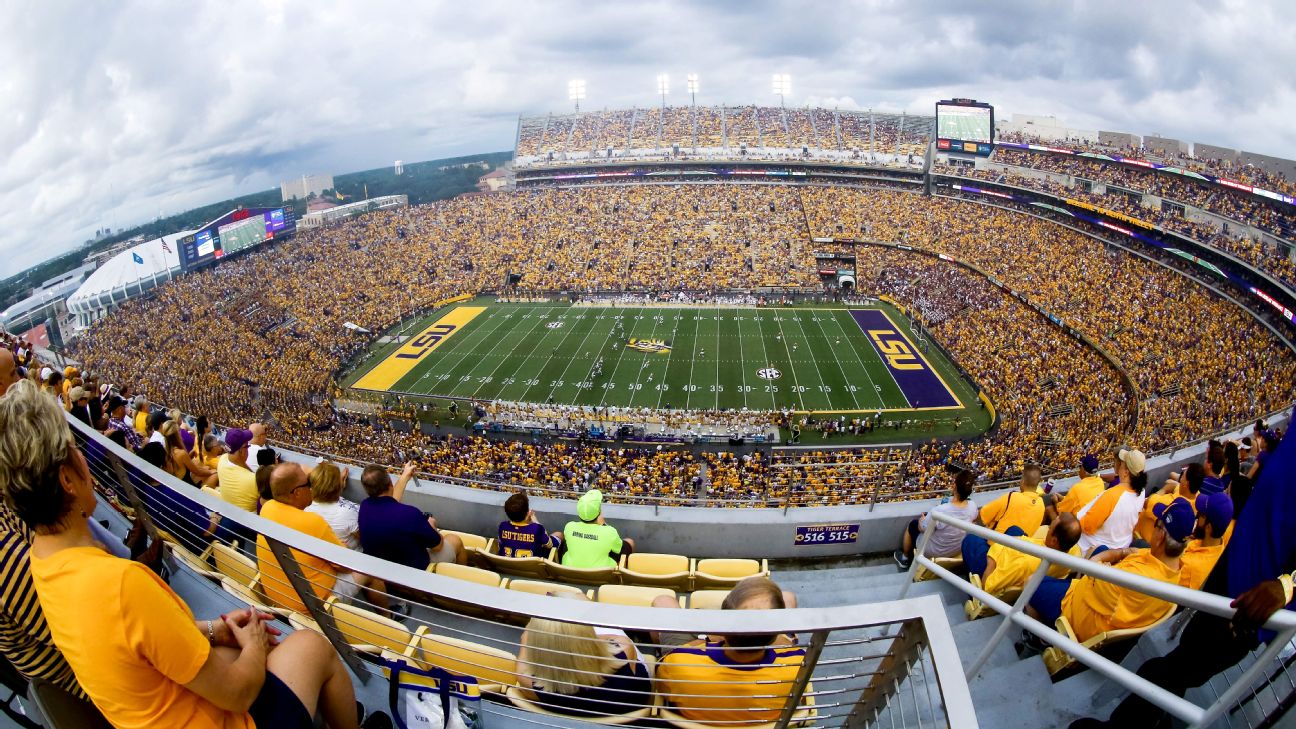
[969,654,1090,727]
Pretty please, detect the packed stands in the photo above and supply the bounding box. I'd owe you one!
[69,181,1296,506]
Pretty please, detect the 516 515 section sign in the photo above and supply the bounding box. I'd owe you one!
[795,524,859,546]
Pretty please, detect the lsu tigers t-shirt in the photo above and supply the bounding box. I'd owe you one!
[497,520,558,558]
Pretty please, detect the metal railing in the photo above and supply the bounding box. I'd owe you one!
[70,413,976,728]
[902,511,1296,728]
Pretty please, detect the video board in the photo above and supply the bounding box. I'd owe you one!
[179,206,295,270]
[936,99,994,155]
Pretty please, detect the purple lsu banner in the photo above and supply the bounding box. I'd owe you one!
[851,309,960,409]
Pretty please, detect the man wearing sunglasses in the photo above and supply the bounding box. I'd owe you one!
[255,463,368,613]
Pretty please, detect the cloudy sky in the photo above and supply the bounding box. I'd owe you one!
[1,0,1292,277]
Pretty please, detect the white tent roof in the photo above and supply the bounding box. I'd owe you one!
[67,231,190,314]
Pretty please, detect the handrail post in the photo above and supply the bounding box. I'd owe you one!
[772,629,828,729]
[965,556,1052,679]
[897,516,936,601]
[1190,624,1296,729]
[264,537,370,682]
[105,451,177,574]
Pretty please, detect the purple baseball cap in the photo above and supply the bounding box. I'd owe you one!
[1194,492,1234,536]
[1152,498,1196,542]
[224,428,254,452]
[1080,454,1100,472]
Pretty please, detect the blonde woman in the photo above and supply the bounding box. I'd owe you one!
[160,421,216,487]
[0,379,359,729]
[516,617,651,717]
[304,461,359,549]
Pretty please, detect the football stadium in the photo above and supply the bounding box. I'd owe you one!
[3,6,1296,729]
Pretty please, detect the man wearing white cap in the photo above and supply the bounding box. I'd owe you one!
[1075,447,1148,555]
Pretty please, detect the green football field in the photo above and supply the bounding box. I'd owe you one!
[345,300,986,419]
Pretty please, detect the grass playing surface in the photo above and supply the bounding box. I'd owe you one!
[346,299,983,417]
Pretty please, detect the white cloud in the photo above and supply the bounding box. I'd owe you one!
[1,0,1294,277]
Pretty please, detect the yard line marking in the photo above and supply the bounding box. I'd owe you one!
[751,311,778,411]
[625,309,667,408]
[654,311,682,409]
[412,307,518,391]
[787,310,841,411]
[734,311,749,410]
[531,308,600,403]
[597,310,637,408]
[463,309,551,400]
[714,307,723,410]
[771,312,807,411]
[805,311,861,410]
[826,309,887,410]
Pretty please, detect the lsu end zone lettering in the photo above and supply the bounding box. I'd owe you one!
[850,309,961,410]
[352,306,486,391]
[795,524,859,546]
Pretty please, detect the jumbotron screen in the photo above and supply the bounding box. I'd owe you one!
[936,99,994,155]
[179,207,295,270]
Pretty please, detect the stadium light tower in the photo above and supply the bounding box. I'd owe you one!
[657,73,670,111]
[772,73,792,108]
[568,78,586,112]
[687,73,699,107]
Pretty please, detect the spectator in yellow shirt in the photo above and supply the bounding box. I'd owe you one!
[0,379,360,729]
[976,464,1046,535]
[657,578,805,724]
[217,428,260,513]
[1049,455,1106,519]
[1179,492,1232,590]
[972,514,1083,598]
[132,395,151,438]
[1026,498,1192,643]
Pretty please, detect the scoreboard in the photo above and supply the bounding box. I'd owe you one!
[179,206,295,270]
[936,98,995,156]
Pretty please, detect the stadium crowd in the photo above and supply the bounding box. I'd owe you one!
[67,181,1296,507]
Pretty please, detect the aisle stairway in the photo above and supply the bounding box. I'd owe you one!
[772,560,1290,728]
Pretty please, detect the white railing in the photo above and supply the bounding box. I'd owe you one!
[904,511,1296,728]
[71,413,976,728]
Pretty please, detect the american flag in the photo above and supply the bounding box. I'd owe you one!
[160,238,172,254]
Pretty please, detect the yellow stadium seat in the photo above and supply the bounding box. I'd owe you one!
[479,550,552,581]
[441,529,490,552]
[685,590,730,610]
[545,558,619,586]
[505,681,654,724]
[1042,603,1178,676]
[596,584,676,608]
[211,542,259,587]
[218,575,290,620]
[409,628,518,693]
[433,562,504,588]
[200,485,222,500]
[619,553,694,591]
[164,540,221,582]
[693,558,768,590]
[325,598,418,657]
[914,556,963,583]
[287,611,320,634]
[505,580,593,600]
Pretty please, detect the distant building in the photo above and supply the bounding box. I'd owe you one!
[307,197,340,214]
[394,160,404,175]
[297,195,408,229]
[439,161,489,171]
[85,236,145,269]
[477,168,510,192]
[280,173,335,201]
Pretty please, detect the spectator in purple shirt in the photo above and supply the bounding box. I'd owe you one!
[497,492,562,558]
[357,463,466,580]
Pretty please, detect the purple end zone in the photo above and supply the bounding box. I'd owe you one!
[850,309,959,409]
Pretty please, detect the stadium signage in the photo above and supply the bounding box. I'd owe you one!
[867,329,923,371]
[1065,199,1156,230]
[795,524,859,545]
[398,324,459,359]
[352,306,487,391]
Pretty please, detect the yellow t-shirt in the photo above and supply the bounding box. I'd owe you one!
[257,500,345,613]
[30,546,252,729]
[1179,541,1225,591]
[1134,492,1179,544]
[1062,550,1180,642]
[1056,476,1105,516]
[657,641,806,724]
[983,536,1080,596]
[133,410,150,437]
[979,491,1045,535]
[217,454,259,512]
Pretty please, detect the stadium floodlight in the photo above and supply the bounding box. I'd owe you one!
[568,78,586,111]
[687,73,699,106]
[657,73,670,111]
[772,73,792,107]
